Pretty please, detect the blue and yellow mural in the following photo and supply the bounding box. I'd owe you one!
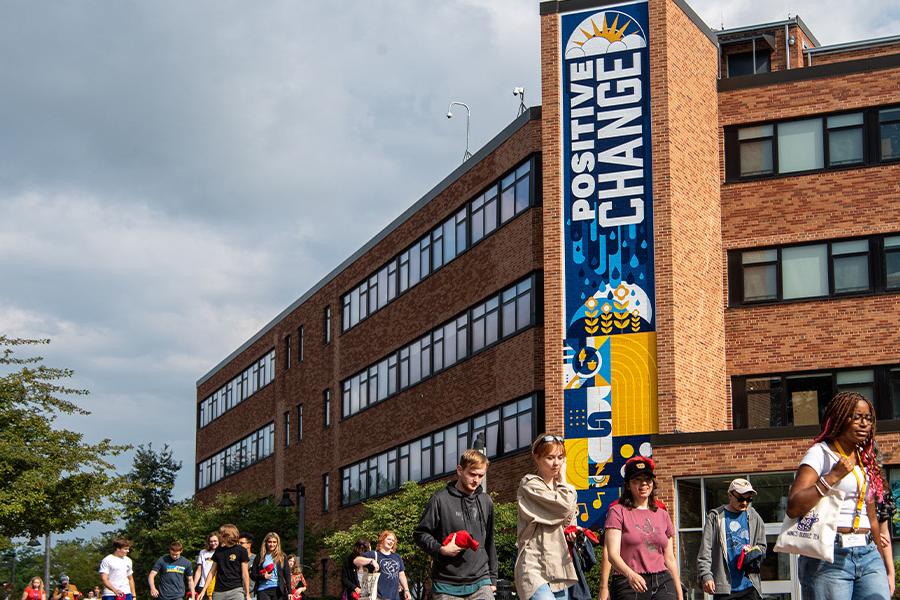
[559,0,657,529]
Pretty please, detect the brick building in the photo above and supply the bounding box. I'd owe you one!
[196,1,899,598]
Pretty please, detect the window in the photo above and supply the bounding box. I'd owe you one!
[727,105,899,180]
[726,49,771,77]
[324,306,332,344]
[880,107,900,161]
[323,389,331,428]
[297,404,303,441]
[284,336,292,370]
[340,273,537,418]
[196,422,275,489]
[732,365,900,429]
[340,394,537,505]
[199,349,276,428]
[729,234,896,306]
[320,559,329,596]
[323,473,331,512]
[283,411,291,447]
[737,125,774,177]
[886,236,900,290]
[298,326,304,362]
[827,113,864,166]
[338,158,535,331]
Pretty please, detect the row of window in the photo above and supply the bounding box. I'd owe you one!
[732,364,900,429]
[341,274,537,419]
[283,326,305,370]
[341,157,536,332]
[197,422,275,490]
[340,394,536,505]
[198,350,276,429]
[725,105,900,180]
[729,233,900,305]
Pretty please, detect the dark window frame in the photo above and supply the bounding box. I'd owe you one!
[725,104,899,182]
[322,472,331,513]
[879,107,900,163]
[283,410,291,447]
[728,233,897,307]
[324,306,332,344]
[297,403,303,441]
[298,326,304,363]
[323,388,331,428]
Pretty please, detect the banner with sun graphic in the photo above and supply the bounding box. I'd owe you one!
[558,0,657,530]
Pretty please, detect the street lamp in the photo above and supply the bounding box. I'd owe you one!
[473,432,487,493]
[279,484,306,567]
[446,101,472,163]
[27,535,49,591]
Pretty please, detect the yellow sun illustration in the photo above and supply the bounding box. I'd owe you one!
[575,14,632,46]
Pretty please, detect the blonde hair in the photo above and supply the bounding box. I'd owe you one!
[458,449,489,469]
[218,524,240,546]
[30,578,44,591]
[260,532,284,566]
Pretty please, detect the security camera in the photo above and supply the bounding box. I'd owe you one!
[513,87,524,96]
[446,111,453,119]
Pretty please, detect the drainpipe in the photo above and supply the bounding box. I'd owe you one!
[785,24,791,69]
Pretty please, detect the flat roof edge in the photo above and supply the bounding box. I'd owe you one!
[716,16,820,48]
[807,34,900,55]
[196,105,542,389]
[717,51,900,91]
[539,0,717,47]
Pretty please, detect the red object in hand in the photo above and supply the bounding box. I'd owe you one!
[351,593,360,600]
[115,594,125,600]
[563,526,599,544]
[442,530,480,551]
[259,563,275,576]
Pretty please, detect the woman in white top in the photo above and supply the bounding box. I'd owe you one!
[786,391,890,600]
[194,533,220,598]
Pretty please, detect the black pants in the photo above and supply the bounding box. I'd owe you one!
[610,572,675,600]
[714,588,760,600]
[257,588,284,600]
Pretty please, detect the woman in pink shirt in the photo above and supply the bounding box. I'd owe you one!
[603,457,683,600]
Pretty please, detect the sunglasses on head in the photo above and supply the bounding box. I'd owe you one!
[541,435,564,443]
[731,492,754,503]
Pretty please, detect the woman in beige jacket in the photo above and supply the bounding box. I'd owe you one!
[514,434,580,600]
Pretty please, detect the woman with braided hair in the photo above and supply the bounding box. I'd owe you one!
[786,391,890,599]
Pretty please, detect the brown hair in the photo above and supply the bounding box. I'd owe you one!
[287,555,301,576]
[815,391,884,502]
[376,530,398,553]
[205,532,219,551]
[218,524,240,546]
[531,433,566,459]
[458,449,489,469]
[169,541,184,551]
[112,537,133,550]
[618,475,659,512]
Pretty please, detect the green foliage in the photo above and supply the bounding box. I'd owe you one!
[2,537,106,594]
[323,482,520,600]
[0,337,128,539]
[121,444,181,534]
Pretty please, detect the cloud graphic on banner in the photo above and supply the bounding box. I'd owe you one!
[565,11,646,59]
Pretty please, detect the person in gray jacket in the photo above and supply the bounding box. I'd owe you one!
[697,479,766,600]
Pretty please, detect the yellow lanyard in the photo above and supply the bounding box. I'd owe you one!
[834,441,867,530]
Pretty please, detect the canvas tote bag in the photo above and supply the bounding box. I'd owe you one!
[358,567,380,600]
[774,488,845,563]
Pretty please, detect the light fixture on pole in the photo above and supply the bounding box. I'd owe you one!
[473,431,487,493]
[446,101,472,163]
[513,87,526,116]
[279,484,306,568]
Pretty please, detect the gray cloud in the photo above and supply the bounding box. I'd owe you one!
[0,0,893,540]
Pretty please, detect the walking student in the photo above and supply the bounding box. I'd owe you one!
[787,391,890,600]
[363,531,411,600]
[198,524,251,600]
[603,457,683,600]
[149,542,195,600]
[514,434,578,600]
[194,533,220,599]
[414,449,497,600]
[696,479,766,600]
[250,533,290,600]
[99,538,136,600]
[21,578,45,600]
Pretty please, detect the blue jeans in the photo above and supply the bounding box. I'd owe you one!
[528,584,567,600]
[798,541,890,600]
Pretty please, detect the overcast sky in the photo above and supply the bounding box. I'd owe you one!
[1,0,896,540]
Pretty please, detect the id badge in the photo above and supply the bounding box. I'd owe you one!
[840,533,866,548]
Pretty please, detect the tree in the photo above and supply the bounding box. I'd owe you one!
[121,444,181,533]
[323,481,518,600]
[0,337,128,539]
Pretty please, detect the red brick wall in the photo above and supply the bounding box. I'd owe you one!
[652,0,727,434]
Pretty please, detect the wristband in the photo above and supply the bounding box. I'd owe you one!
[818,476,833,490]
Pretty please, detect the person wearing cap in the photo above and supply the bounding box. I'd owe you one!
[696,479,766,600]
[514,433,579,600]
[51,576,81,600]
[602,456,682,600]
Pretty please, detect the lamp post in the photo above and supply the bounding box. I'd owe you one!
[279,484,306,566]
[446,101,472,163]
[27,535,48,592]
[473,432,487,493]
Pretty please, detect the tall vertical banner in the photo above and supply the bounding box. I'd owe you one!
[559,0,657,529]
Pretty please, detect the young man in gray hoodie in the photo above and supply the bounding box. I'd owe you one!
[414,450,497,600]
[696,478,767,600]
